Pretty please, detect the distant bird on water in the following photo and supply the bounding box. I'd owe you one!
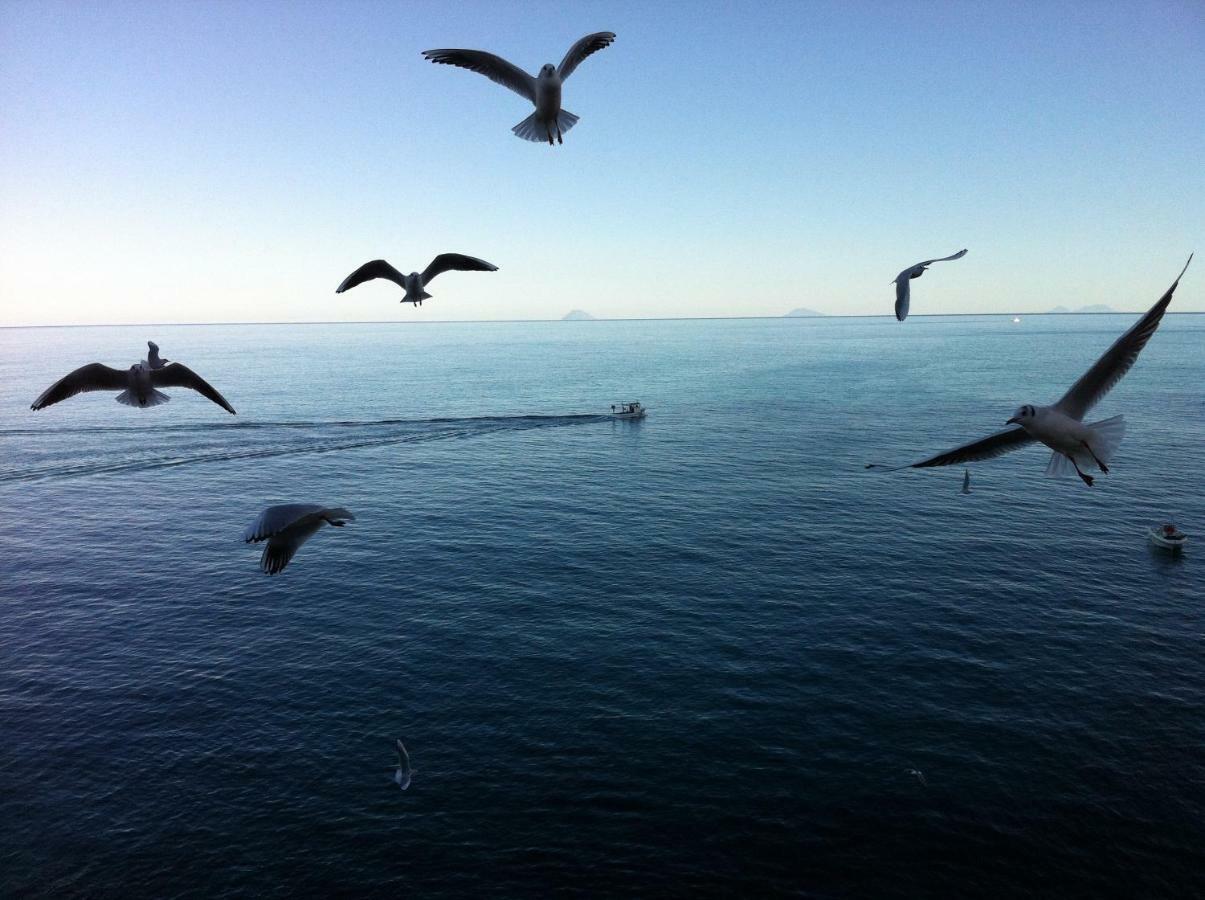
[243,504,355,575]
[336,254,498,306]
[31,346,236,414]
[422,32,616,145]
[392,739,415,790]
[868,255,1192,486]
[893,249,968,321]
[908,768,928,787]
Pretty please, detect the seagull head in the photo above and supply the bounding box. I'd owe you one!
[1006,404,1036,426]
[539,63,555,77]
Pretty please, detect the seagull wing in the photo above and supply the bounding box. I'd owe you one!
[336,259,407,294]
[31,363,128,410]
[1053,255,1192,420]
[151,363,236,414]
[557,31,616,80]
[421,253,498,285]
[908,426,1035,468]
[894,277,911,321]
[916,248,968,267]
[421,49,536,102]
[243,503,328,542]
[396,739,410,772]
[260,520,324,575]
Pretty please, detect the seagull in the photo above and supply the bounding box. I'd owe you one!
[422,32,616,145]
[392,739,415,790]
[31,350,236,414]
[869,256,1192,486]
[145,341,168,369]
[336,254,498,306]
[243,504,355,575]
[908,768,928,787]
[893,249,968,321]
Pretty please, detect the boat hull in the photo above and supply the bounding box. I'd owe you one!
[1149,529,1187,551]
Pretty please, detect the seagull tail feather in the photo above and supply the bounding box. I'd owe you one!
[1043,415,1125,477]
[511,110,579,143]
[116,388,170,408]
[512,112,546,143]
[1086,414,1125,465]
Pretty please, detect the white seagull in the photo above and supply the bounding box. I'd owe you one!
[422,32,616,145]
[893,249,968,321]
[31,348,236,414]
[336,254,498,306]
[871,256,1192,486]
[392,739,415,791]
[243,504,355,575]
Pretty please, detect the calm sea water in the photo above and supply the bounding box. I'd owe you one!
[1,315,1202,898]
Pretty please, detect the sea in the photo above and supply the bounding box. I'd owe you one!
[1,315,1202,898]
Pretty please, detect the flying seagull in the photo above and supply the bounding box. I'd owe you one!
[422,32,616,145]
[243,504,355,575]
[869,255,1192,486]
[894,249,968,321]
[336,254,497,306]
[392,739,414,790]
[31,349,236,414]
[145,341,168,369]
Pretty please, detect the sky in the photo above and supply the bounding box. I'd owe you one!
[0,0,1202,326]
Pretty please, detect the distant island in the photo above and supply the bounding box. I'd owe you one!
[783,307,826,318]
[1047,304,1117,314]
[562,310,596,321]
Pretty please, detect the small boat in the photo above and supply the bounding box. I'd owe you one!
[1012,316,1021,324]
[610,400,646,420]
[1149,523,1187,551]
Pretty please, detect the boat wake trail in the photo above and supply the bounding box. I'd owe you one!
[0,414,608,484]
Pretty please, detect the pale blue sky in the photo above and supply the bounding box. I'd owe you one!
[1,0,1202,325]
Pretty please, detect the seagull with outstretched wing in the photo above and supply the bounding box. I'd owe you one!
[243,504,355,575]
[336,253,497,306]
[894,249,968,321]
[392,739,415,790]
[423,32,616,145]
[870,255,1192,486]
[31,346,235,414]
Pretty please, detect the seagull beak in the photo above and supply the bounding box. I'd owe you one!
[1006,417,1020,425]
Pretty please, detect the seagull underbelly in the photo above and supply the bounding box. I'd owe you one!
[1027,413,1092,455]
[536,81,561,118]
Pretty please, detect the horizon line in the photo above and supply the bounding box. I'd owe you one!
[2,310,1203,330]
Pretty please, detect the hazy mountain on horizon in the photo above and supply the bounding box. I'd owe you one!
[784,307,825,318]
[1048,304,1117,314]
[562,310,597,321]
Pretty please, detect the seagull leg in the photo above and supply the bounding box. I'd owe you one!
[556,120,563,144]
[1081,440,1109,473]
[1067,454,1094,487]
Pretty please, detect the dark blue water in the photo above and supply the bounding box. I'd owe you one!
[1,316,1202,897]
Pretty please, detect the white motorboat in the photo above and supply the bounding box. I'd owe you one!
[610,401,646,420]
[1149,524,1187,551]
